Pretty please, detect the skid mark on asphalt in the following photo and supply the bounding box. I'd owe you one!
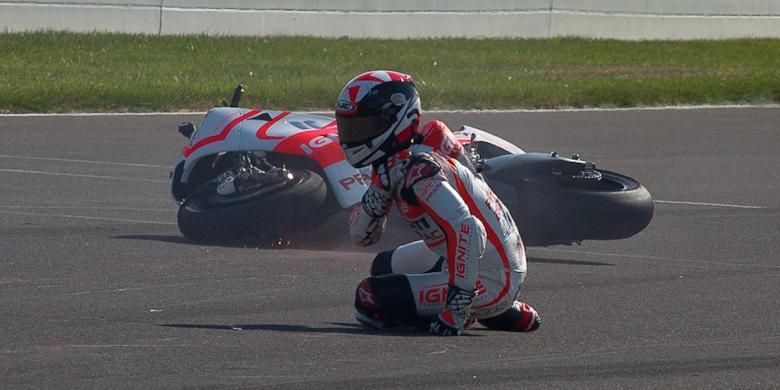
[534,247,780,270]
[0,210,176,225]
[0,154,168,168]
[0,169,168,183]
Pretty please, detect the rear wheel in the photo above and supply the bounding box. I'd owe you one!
[512,169,654,246]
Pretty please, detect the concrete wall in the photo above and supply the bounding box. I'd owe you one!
[1,1,779,39]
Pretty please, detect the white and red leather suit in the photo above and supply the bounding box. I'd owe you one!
[350,120,530,329]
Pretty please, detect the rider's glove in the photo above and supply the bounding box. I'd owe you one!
[429,309,462,336]
[361,184,391,219]
[348,178,393,247]
[429,284,476,336]
[348,204,387,246]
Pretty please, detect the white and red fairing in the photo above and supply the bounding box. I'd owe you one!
[174,107,371,207]
[173,107,523,208]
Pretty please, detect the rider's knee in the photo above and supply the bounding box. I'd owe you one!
[370,248,444,276]
[370,250,394,276]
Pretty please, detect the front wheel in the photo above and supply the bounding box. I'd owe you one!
[177,168,327,243]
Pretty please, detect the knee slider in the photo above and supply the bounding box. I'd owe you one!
[355,278,379,314]
[354,275,419,325]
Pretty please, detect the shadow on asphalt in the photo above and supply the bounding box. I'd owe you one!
[158,322,484,337]
[114,234,191,245]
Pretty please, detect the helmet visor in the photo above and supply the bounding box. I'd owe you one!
[336,115,386,145]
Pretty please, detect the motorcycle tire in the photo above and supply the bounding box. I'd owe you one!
[512,170,654,246]
[177,168,327,243]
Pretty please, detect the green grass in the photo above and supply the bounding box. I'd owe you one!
[1,32,779,113]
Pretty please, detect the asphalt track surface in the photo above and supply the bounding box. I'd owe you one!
[1,107,778,389]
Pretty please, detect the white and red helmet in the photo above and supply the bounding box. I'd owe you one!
[335,70,421,168]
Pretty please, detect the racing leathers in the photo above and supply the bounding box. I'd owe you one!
[350,120,533,335]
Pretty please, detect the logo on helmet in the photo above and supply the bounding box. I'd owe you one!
[390,93,408,106]
[337,99,355,112]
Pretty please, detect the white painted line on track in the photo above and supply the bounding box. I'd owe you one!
[0,154,168,168]
[0,210,177,225]
[66,344,193,349]
[1,104,778,117]
[534,247,780,270]
[0,169,168,184]
[654,199,765,209]
[0,205,175,211]
[390,104,780,114]
[0,111,201,117]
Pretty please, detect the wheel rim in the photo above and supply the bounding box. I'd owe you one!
[557,171,639,192]
[190,171,306,210]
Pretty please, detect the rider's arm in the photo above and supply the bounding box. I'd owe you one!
[348,179,392,247]
[402,156,486,292]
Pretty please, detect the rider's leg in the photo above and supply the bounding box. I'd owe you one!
[473,271,541,332]
[354,271,450,329]
[355,269,527,330]
[357,254,540,332]
[370,240,443,276]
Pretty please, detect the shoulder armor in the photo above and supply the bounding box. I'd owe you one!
[399,153,442,205]
[403,153,441,187]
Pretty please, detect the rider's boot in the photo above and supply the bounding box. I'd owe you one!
[477,300,541,332]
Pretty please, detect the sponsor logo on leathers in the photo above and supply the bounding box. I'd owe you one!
[418,281,486,304]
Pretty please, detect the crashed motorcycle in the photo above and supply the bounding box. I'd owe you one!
[170,86,653,246]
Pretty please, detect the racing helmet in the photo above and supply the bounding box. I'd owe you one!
[335,70,421,168]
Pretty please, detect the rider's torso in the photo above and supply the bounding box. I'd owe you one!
[380,146,526,273]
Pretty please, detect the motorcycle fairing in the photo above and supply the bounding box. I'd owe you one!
[182,108,261,158]
[176,107,369,208]
[263,119,370,208]
[454,126,524,155]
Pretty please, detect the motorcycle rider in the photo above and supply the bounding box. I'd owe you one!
[335,70,540,336]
